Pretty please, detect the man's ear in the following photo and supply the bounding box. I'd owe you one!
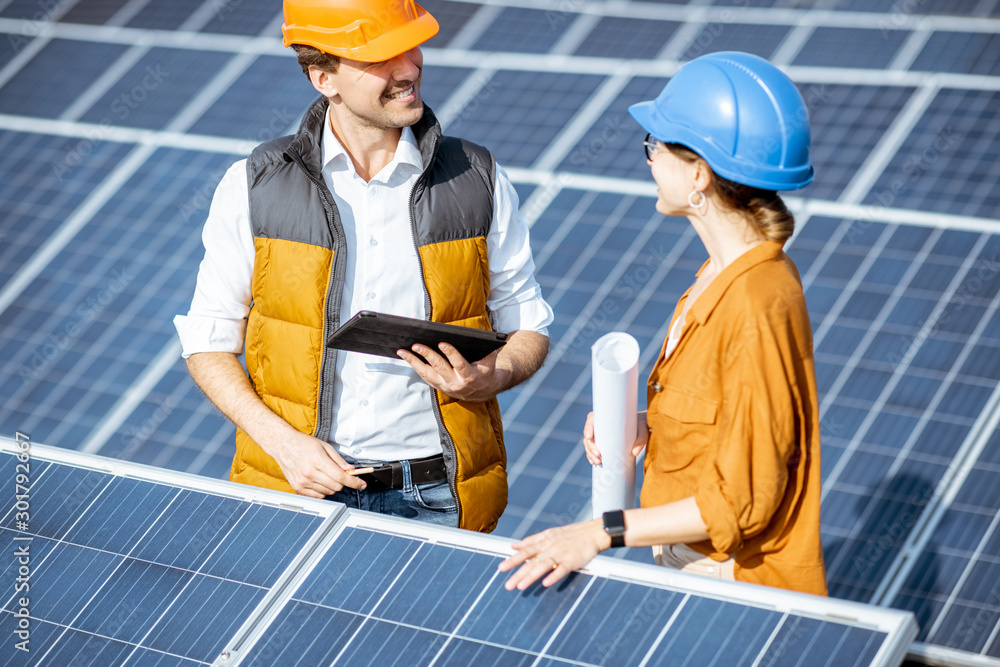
[308,66,338,99]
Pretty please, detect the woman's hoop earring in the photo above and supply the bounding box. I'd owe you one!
[688,189,706,209]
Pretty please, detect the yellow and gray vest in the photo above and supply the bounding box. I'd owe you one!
[230,97,506,532]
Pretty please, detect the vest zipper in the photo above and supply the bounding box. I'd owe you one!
[290,153,346,443]
[409,133,462,525]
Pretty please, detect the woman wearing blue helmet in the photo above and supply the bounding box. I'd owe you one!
[500,52,827,596]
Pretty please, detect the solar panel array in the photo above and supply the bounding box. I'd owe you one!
[0,444,917,667]
[1,0,999,664]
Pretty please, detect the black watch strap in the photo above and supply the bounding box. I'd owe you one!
[602,510,626,548]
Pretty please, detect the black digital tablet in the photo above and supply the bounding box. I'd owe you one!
[325,311,508,363]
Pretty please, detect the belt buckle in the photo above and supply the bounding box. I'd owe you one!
[367,460,403,489]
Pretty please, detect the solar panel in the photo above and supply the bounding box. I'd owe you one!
[218,499,917,666]
[0,442,917,666]
[0,441,330,666]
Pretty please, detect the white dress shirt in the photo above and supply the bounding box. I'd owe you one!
[174,110,553,461]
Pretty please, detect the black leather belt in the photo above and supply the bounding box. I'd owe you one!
[355,454,447,490]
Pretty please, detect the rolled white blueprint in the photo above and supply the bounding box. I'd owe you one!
[591,332,639,518]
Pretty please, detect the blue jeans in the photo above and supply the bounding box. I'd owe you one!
[326,456,459,527]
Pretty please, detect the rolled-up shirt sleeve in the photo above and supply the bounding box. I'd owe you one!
[486,164,554,335]
[173,159,254,358]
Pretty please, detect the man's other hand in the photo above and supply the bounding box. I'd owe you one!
[397,342,503,402]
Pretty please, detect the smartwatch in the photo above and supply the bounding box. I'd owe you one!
[602,510,626,548]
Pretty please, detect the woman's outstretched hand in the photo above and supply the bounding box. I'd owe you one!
[498,519,611,590]
[583,411,650,465]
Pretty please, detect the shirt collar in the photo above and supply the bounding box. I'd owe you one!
[688,240,787,325]
[321,107,423,177]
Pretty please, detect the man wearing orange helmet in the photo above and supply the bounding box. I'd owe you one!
[174,0,552,532]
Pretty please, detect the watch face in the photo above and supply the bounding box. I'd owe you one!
[603,510,626,548]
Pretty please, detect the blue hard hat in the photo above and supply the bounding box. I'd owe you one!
[629,51,814,191]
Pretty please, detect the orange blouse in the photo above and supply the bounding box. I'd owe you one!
[642,241,828,596]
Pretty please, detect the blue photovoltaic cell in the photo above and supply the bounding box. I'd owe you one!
[0,455,325,666]
[59,0,133,26]
[912,32,1000,75]
[420,0,482,46]
[245,526,891,667]
[469,6,572,54]
[573,18,681,59]
[420,65,475,111]
[800,84,915,201]
[0,147,235,449]
[0,620,136,667]
[711,0,781,6]
[188,54,318,139]
[830,0,983,13]
[77,48,234,130]
[889,428,1000,653]
[0,32,24,69]
[763,616,886,667]
[446,70,606,168]
[0,39,128,118]
[544,579,688,664]
[95,365,235,478]
[0,131,135,287]
[792,27,909,70]
[0,0,65,19]
[646,597,780,666]
[125,0,207,30]
[556,76,669,179]
[679,22,790,61]
[198,0,280,36]
[865,88,1000,219]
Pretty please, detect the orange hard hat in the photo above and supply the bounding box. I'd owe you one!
[282,0,439,63]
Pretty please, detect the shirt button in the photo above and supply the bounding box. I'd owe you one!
[361,399,369,407]
[368,291,376,300]
[370,237,378,246]
[651,382,663,392]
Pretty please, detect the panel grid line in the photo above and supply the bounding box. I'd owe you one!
[527,576,597,667]
[875,374,1000,606]
[821,234,992,578]
[924,507,1000,644]
[636,593,692,667]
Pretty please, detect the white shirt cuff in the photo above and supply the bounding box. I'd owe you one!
[174,314,247,358]
[491,287,553,336]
